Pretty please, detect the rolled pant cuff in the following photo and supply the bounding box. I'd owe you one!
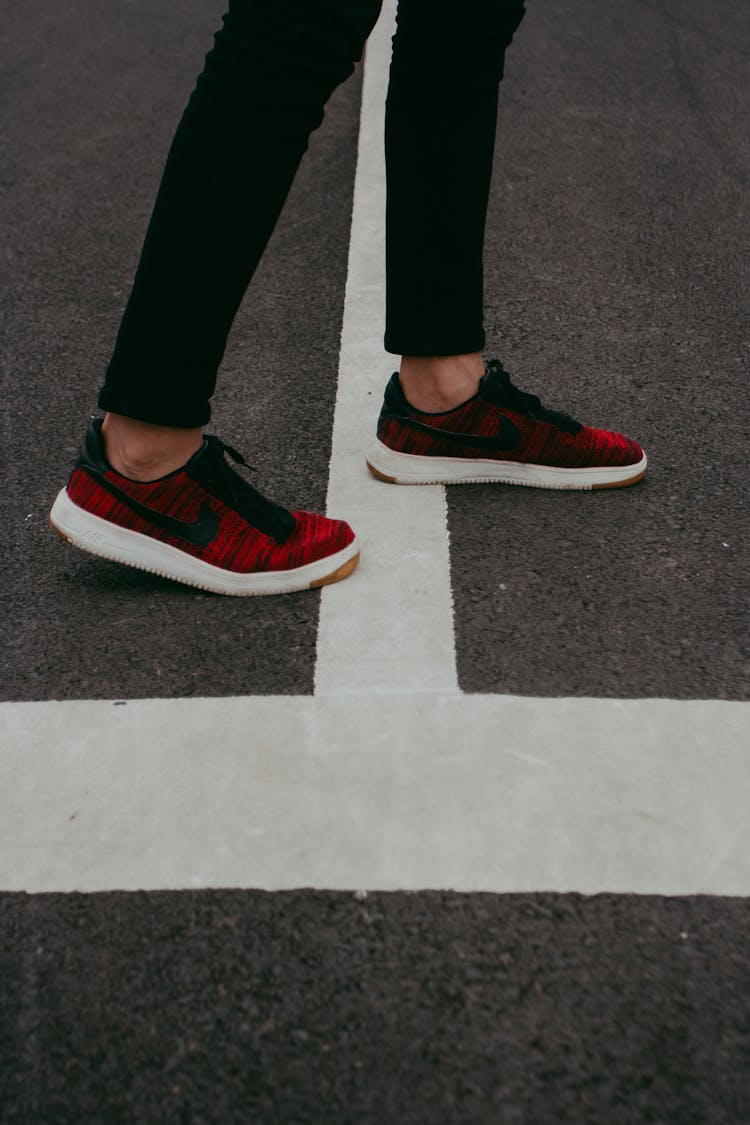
[97,387,211,429]
[384,330,486,357]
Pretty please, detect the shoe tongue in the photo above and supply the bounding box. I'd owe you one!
[480,360,582,435]
[190,437,295,543]
[479,360,513,402]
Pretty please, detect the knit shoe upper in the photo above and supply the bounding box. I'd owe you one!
[51,421,358,595]
[368,360,646,490]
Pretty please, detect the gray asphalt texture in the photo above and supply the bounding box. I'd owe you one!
[3,890,750,1124]
[453,0,749,698]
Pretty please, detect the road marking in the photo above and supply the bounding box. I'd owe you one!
[2,0,748,897]
[2,695,749,894]
[315,0,458,697]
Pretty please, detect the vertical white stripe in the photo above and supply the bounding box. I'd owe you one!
[315,0,459,698]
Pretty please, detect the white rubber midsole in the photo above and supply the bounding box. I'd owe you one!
[366,439,648,490]
[50,489,359,596]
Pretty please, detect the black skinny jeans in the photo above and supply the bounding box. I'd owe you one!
[99,0,526,427]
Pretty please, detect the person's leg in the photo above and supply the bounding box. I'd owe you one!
[384,0,525,410]
[100,0,383,476]
[52,0,382,594]
[368,0,646,490]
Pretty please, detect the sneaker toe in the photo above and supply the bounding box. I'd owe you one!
[585,426,645,467]
[278,510,355,568]
[616,433,646,466]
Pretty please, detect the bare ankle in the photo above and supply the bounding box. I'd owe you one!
[101,413,203,481]
[398,353,484,412]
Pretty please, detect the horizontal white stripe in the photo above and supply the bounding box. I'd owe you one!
[2,694,748,895]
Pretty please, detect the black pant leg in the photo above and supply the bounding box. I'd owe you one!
[99,0,382,427]
[384,0,525,356]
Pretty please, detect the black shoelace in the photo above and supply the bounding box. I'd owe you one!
[483,359,582,435]
[200,436,295,543]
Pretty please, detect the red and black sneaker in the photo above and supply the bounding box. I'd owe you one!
[367,359,647,490]
[50,421,359,595]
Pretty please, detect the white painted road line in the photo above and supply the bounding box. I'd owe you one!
[315,0,459,698]
[2,695,749,894]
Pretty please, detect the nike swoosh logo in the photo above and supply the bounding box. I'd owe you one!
[391,412,520,452]
[86,469,219,547]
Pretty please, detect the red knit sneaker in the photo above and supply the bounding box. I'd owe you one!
[367,359,647,490]
[50,421,359,595]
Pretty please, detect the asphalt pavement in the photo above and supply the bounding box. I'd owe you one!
[1,0,749,1121]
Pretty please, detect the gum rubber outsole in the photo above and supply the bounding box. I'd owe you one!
[366,441,648,491]
[49,490,359,596]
